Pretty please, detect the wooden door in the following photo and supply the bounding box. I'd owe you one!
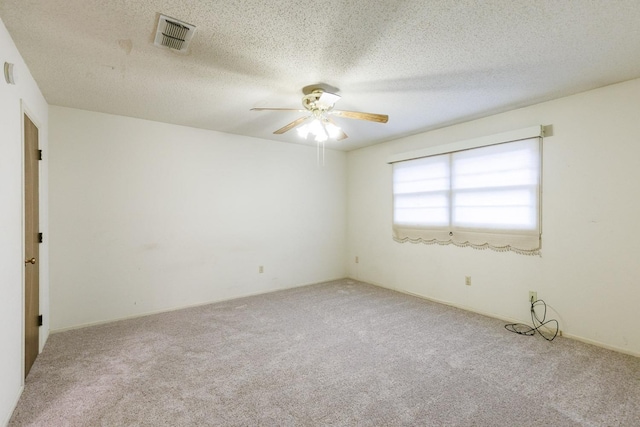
[24,113,40,378]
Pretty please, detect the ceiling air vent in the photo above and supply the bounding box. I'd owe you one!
[154,15,196,53]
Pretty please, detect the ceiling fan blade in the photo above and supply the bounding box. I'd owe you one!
[273,116,310,134]
[251,107,306,112]
[326,117,348,140]
[330,110,388,123]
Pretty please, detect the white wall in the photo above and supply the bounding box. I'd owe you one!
[0,18,49,427]
[347,78,640,356]
[49,106,347,330]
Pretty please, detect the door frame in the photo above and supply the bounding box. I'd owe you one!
[21,100,44,382]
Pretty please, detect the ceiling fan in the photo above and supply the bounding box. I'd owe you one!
[251,88,388,142]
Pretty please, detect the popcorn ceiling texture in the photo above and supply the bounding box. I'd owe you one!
[2,0,640,150]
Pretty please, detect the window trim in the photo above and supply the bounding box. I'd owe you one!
[387,125,544,164]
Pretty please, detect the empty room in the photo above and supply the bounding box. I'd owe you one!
[2,1,640,425]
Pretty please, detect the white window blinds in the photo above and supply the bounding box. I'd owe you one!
[394,155,450,228]
[392,130,542,255]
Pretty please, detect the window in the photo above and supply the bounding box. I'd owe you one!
[391,127,543,255]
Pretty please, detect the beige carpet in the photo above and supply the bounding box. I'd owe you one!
[10,279,640,426]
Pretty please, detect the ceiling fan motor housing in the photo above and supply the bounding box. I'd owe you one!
[302,90,339,112]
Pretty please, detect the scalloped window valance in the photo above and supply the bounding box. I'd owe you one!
[390,127,543,255]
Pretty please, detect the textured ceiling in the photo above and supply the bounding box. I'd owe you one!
[2,1,640,151]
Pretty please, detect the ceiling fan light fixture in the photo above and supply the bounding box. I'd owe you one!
[314,132,328,143]
[297,125,309,139]
[308,118,324,135]
[296,118,340,142]
[325,122,342,139]
[251,86,386,144]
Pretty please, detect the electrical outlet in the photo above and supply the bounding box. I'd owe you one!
[465,276,471,286]
[355,256,359,264]
[259,266,264,274]
[529,291,537,303]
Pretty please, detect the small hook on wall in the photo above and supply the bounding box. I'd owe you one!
[4,62,15,85]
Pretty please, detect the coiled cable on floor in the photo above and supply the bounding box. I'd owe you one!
[505,299,559,341]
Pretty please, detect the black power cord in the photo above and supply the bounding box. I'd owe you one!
[505,298,559,341]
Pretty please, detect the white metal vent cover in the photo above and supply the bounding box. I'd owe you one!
[153,14,196,53]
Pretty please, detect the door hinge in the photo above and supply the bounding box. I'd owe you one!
[38,149,43,160]
[38,232,43,243]
[38,315,43,326]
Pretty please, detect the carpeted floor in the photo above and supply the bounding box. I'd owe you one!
[10,279,640,426]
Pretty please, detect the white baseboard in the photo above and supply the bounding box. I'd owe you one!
[359,278,522,324]
[2,385,24,427]
[560,332,640,358]
[51,277,345,334]
[352,277,640,359]
[51,276,640,358]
